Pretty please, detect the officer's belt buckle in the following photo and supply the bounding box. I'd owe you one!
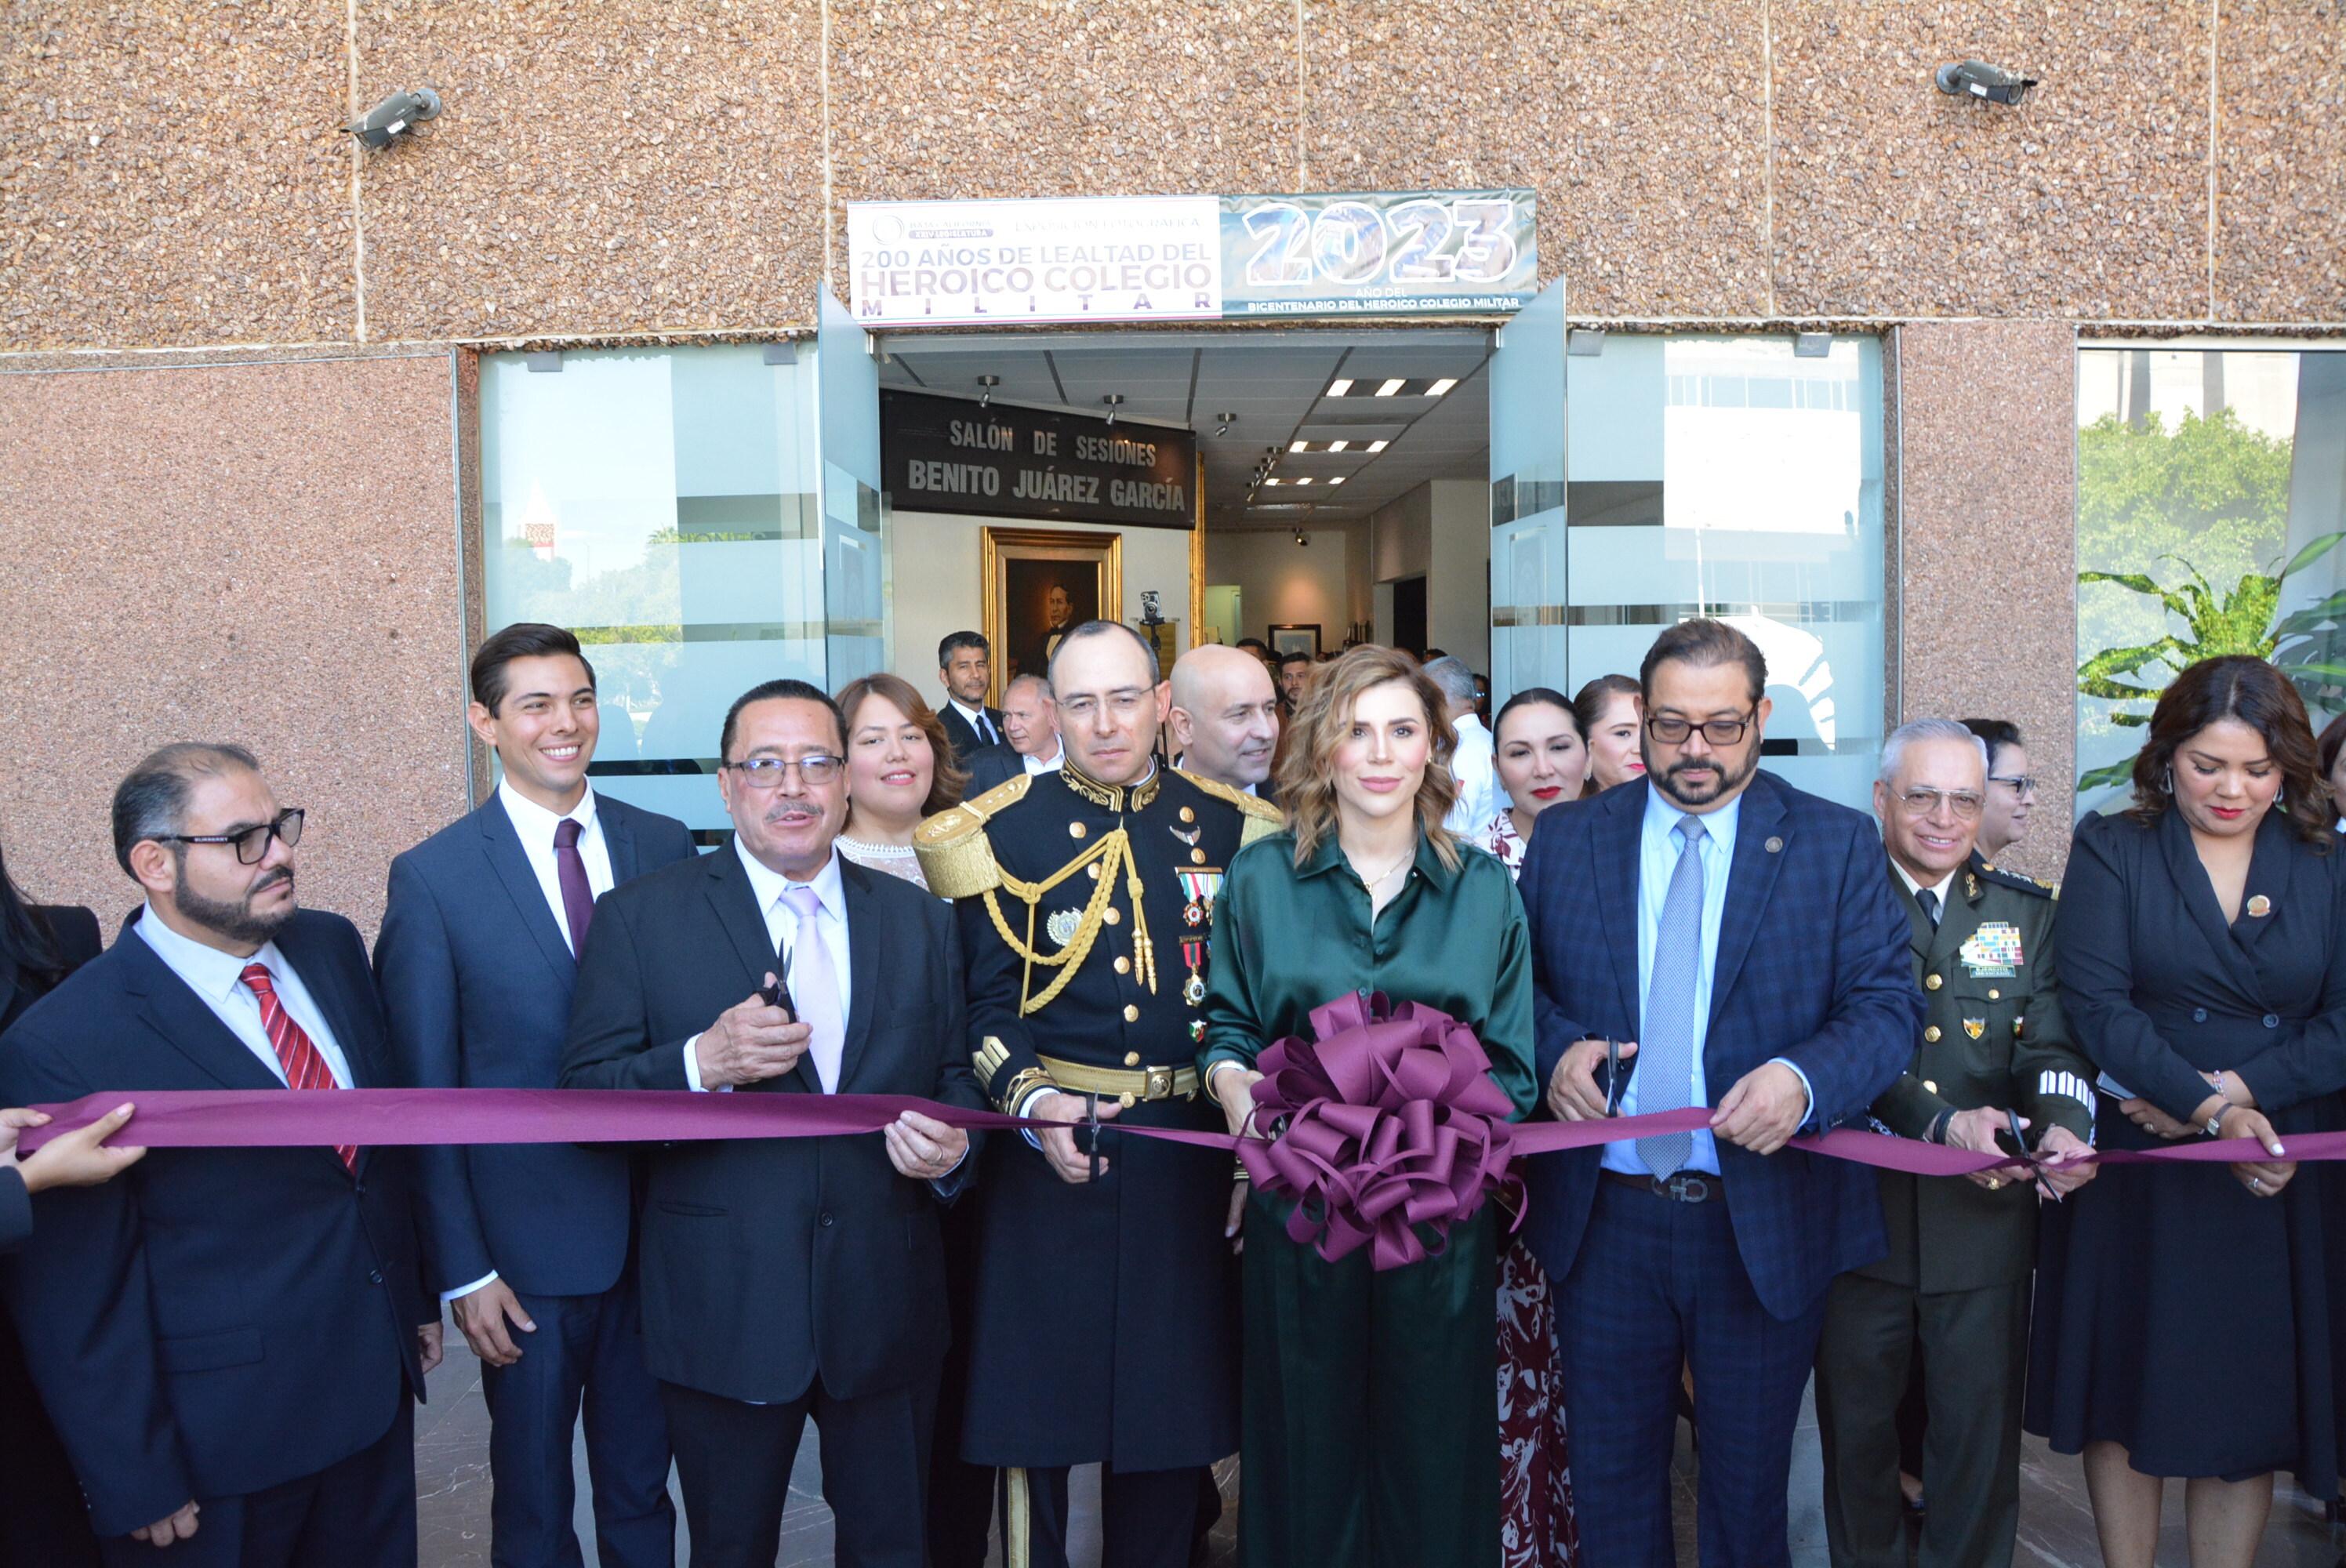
[1036,1054,1199,1103]
[1146,1065,1175,1101]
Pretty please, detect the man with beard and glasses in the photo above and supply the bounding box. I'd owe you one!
[0,743,439,1567]
[1514,619,1917,1568]
[561,678,982,1568]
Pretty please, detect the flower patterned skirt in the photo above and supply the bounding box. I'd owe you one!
[1498,1234,1581,1567]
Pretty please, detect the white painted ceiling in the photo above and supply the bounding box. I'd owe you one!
[873,327,1491,531]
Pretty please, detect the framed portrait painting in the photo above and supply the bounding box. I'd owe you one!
[1269,623,1322,659]
[981,527,1124,699]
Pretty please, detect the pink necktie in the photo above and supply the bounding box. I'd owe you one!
[240,963,356,1170]
[781,886,845,1093]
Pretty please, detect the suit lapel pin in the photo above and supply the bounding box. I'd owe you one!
[1763,836,1784,854]
[1964,1018,1986,1040]
[2247,894,2272,918]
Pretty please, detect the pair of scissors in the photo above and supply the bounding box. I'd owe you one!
[1087,1091,1102,1180]
[1602,1036,1626,1117]
[1999,1107,2062,1201]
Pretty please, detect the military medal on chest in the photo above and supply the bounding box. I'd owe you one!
[1959,920,2024,978]
[1181,938,1208,1007]
[1177,867,1222,931]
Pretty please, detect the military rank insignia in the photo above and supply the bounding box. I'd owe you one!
[1964,1018,1986,1040]
[1959,920,2023,977]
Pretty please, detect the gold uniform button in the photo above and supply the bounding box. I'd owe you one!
[1988,988,2001,1000]
[1103,906,1121,925]
[1189,848,1207,865]
[1924,1080,1938,1094]
[1119,1091,1138,1109]
[1113,956,1131,975]
[1180,806,1196,823]
[1124,1051,1142,1066]
[1123,1004,1140,1023]
[1924,1025,1941,1043]
[1088,863,1102,880]
[1069,822,1087,840]
[1925,974,1942,991]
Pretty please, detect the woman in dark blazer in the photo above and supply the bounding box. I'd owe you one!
[0,846,143,1568]
[2029,655,2346,1566]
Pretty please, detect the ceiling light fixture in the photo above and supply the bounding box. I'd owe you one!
[977,374,1000,408]
[1327,476,1346,485]
[1327,440,1349,452]
[1101,394,1124,426]
[1426,378,1458,397]
[1295,529,1309,547]
[1264,477,1281,486]
[1367,440,1390,453]
[1375,379,1407,397]
[1290,441,1309,453]
[1295,477,1313,485]
[1327,379,1354,397]
[1214,412,1237,436]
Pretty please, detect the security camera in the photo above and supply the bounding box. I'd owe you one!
[349,87,442,150]
[1935,60,2036,106]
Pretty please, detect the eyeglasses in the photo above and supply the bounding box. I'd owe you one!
[1989,773,2039,797]
[1894,788,1985,820]
[1645,711,1755,746]
[154,808,306,866]
[724,755,843,788]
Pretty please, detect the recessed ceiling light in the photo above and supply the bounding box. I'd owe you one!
[1367,440,1389,453]
[1426,378,1458,397]
[1327,379,1354,397]
[1295,477,1314,485]
[1327,440,1348,452]
[1327,476,1346,485]
[1375,379,1407,397]
[1289,441,1309,453]
[1263,477,1280,486]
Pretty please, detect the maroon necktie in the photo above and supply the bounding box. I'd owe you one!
[554,818,595,957]
[238,963,355,1170]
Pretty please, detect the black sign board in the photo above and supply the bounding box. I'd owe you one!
[881,389,1196,531]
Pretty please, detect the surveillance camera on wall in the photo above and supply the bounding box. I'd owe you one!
[1935,60,2037,106]
[350,88,442,150]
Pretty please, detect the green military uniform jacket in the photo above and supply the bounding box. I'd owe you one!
[1860,850,2096,1294]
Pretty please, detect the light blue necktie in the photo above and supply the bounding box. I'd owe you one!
[1636,815,1708,1178]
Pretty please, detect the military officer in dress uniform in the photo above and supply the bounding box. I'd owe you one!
[915,620,1278,1568]
[1815,719,2098,1568]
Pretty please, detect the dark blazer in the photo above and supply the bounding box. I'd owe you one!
[376,793,696,1298]
[0,905,102,1253]
[2058,806,2346,1121]
[559,840,984,1403]
[0,910,429,1536]
[1516,770,1919,1319]
[939,702,1006,766]
[961,743,1024,795]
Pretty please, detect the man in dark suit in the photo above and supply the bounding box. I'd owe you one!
[561,677,982,1568]
[0,742,439,1566]
[935,630,1006,766]
[1167,643,1280,803]
[1517,619,1916,1567]
[961,672,1063,796]
[377,623,693,1568]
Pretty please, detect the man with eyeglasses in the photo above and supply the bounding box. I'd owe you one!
[1814,717,2096,1568]
[560,677,982,1568]
[1515,617,1918,1568]
[914,620,1277,1568]
[0,742,440,1566]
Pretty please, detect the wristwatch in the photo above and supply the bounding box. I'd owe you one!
[2203,1105,2232,1138]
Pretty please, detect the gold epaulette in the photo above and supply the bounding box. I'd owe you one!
[913,774,1031,898]
[1976,859,2058,902]
[1175,768,1285,846]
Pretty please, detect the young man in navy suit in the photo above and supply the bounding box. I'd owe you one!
[377,623,694,1568]
[1516,619,1918,1568]
[0,743,439,1566]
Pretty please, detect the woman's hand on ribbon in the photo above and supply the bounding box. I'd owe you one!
[1208,1063,1265,1140]
[2032,1125,2097,1200]
[1546,1038,1632,1121]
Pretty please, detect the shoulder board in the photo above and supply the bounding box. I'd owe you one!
[1175,768,1284,845]
[911,775,1030,898]
[1976,860,2057,901]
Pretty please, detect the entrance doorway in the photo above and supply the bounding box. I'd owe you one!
[1389,573,1428,655]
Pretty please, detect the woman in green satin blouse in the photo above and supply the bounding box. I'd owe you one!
[1198,643,1536,1568]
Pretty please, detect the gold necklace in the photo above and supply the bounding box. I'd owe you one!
[1347,848,1413,889]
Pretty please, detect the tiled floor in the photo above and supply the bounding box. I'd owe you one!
[417,1336,2343,1565]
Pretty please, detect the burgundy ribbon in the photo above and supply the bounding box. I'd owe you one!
[1238,991,1521,1269]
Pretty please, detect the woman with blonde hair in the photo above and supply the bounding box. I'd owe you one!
[1198,643,1536,1568]
[833,671,967,891]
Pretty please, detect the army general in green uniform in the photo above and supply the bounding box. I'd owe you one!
[1815,718,2099,1568]
[914,620,1277,1568]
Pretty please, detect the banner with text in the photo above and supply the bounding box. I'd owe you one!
[882,389,1197,529]
[848,191,1537,326]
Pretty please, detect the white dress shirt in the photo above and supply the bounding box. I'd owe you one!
[950,699,1000,750]
[1444,713,1498,837]
[499,779,616,951]
[1891,860,1956,913]
[685,840,852,1092]
[1023,738,1066,775]
[134,908,354,1089]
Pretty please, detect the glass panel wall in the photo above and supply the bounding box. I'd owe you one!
[1555,334,1888,810]
[2075,347,2346,817]
[479,345,823,837]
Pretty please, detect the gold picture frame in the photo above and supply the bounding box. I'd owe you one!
[981,526,1124,702]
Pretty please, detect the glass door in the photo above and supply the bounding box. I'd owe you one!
[1487,277,1569,706]
[817,286,888,688]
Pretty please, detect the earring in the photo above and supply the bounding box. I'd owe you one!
[2160,767,2174,795]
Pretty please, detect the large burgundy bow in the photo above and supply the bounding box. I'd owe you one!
[1238,990,1521,1270]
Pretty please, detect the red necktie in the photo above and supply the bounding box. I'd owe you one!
[240,963,355,1170]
